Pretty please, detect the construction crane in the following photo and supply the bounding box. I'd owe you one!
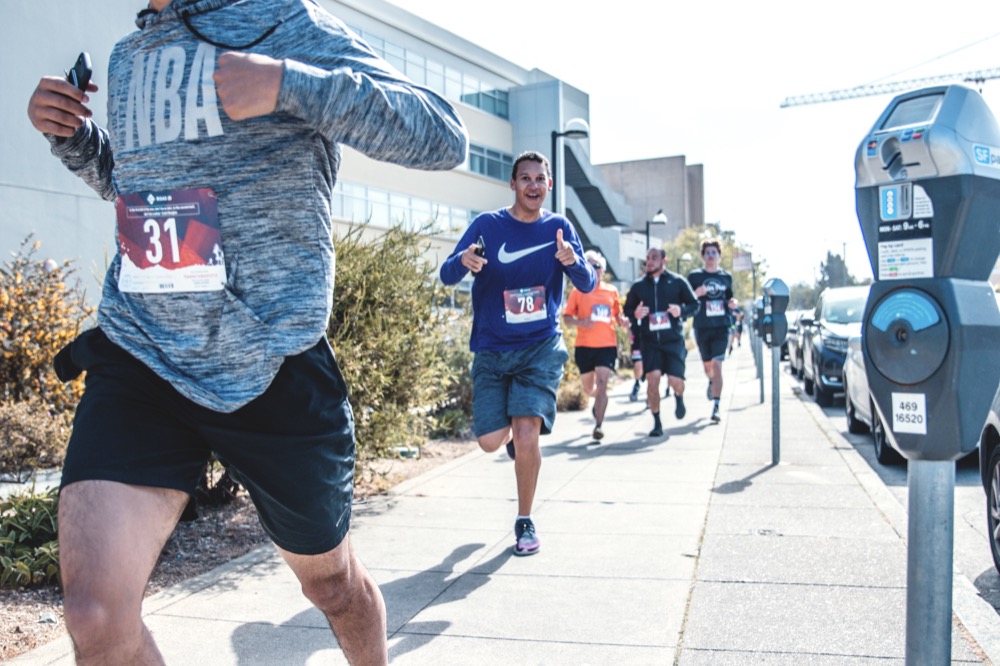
[780,67,1000,108]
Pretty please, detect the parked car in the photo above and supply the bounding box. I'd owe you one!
[978,294,1000,573]
[843,333,903,465]
[800,285,871,407]
[785,310,809,380]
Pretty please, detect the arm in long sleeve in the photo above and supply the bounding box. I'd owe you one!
[680,278,700,319]
[47,119,116,202]
[562,223,596,293]
[277,59,468,171]
[440,224,479,286]
[623,285,640,322]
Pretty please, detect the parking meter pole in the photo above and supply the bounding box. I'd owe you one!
[771,346,780,464]
[758,337,765,404]
[905,460,955,665]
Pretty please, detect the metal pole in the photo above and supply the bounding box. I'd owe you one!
[550,131,559,215]
[905,460,955,665]
[771,346,780,464]
[758,334,765,403]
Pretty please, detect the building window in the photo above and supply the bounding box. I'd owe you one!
[345,23,509,120]
[332,181,472,239]
[469,145,513,182]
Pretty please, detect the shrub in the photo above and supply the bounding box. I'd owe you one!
[0,236,93,414]
[0,398,71,481]
[328,225,451,467]
[0,487,60,589]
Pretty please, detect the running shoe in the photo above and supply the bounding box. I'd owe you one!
[675,395,686,420]
[711,404,721,423]
[513,518,540,556]
[649,421,664,437]
[592,426,604,440]
[506,441,515,460]
[630,382,640,402]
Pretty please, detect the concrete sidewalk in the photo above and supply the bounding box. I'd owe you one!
[12,344,1000,664]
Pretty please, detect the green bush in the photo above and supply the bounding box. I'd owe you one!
[0,398,71,481]
[0,487,60,589]
[328,225,452,467]
[0,236,93,415]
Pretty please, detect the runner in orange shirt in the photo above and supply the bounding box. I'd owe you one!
[563,251,627,440]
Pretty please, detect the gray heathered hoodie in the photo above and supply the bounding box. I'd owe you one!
[49,0,468,412]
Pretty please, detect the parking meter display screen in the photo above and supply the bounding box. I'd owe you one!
[880,94,943,130]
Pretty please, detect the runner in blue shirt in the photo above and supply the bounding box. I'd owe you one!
[440,151,595,556]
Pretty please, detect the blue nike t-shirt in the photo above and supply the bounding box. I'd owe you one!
[440,208,596,352]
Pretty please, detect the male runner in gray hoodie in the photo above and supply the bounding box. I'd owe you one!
[27,0,467,663]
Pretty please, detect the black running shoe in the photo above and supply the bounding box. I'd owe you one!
[506,441,515,460]
[649,424,664,437]
[711,404,721,422]
[592,426,604,440]
[675,395,686,420]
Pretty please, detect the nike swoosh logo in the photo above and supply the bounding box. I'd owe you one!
[497,241,555,264]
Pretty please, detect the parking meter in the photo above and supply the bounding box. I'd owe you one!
[761,278,789,348]
[855,84,1000,461]
[753,297,765,337]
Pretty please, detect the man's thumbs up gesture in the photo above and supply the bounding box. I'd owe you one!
[554,228,576,266]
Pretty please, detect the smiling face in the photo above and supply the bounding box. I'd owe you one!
[509,158,552,222]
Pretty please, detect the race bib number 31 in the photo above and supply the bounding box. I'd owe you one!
[504,286,547,323]
[116,188,226,293]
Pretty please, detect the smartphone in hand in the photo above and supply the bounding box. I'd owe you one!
[472,235,485,275]
[67,52,92,90]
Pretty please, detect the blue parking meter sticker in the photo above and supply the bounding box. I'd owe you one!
[879,183,911,222]
[973,144,1000,167]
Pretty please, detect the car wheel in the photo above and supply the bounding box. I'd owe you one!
[814,373,833,407]
[845,378,869,434]
[987,447,1000,574]
[873,403,904,465]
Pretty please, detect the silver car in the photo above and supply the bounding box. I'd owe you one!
[844,333,903,465]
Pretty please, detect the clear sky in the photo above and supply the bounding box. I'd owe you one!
[387,0,1000,286]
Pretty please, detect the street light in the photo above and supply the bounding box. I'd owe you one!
[645,209,668,251]
[676,251,693,273]
[550,118,590,216]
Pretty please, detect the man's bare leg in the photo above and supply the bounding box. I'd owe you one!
[278,535,387,666]
[646,370,662,415]
[59,481,188,665]
[592,366,611,425]
[580,370,596,398]
[510,416,542,516]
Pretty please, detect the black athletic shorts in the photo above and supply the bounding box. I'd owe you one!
[695,327,729,361]
[59,327,356,556]
[640,339,686,379]
[574,346,617,373]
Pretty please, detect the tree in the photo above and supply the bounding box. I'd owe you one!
[816,252,857,290]
[789,281,818,310]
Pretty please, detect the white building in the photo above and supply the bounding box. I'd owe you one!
[1,0,704,296]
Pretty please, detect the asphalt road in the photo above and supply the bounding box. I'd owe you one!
[782,361,1000,619]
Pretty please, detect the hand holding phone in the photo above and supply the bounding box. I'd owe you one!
[67,52,92,91]
[470,236,486,275]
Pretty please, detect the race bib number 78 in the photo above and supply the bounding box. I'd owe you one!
[504,286,547,323]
